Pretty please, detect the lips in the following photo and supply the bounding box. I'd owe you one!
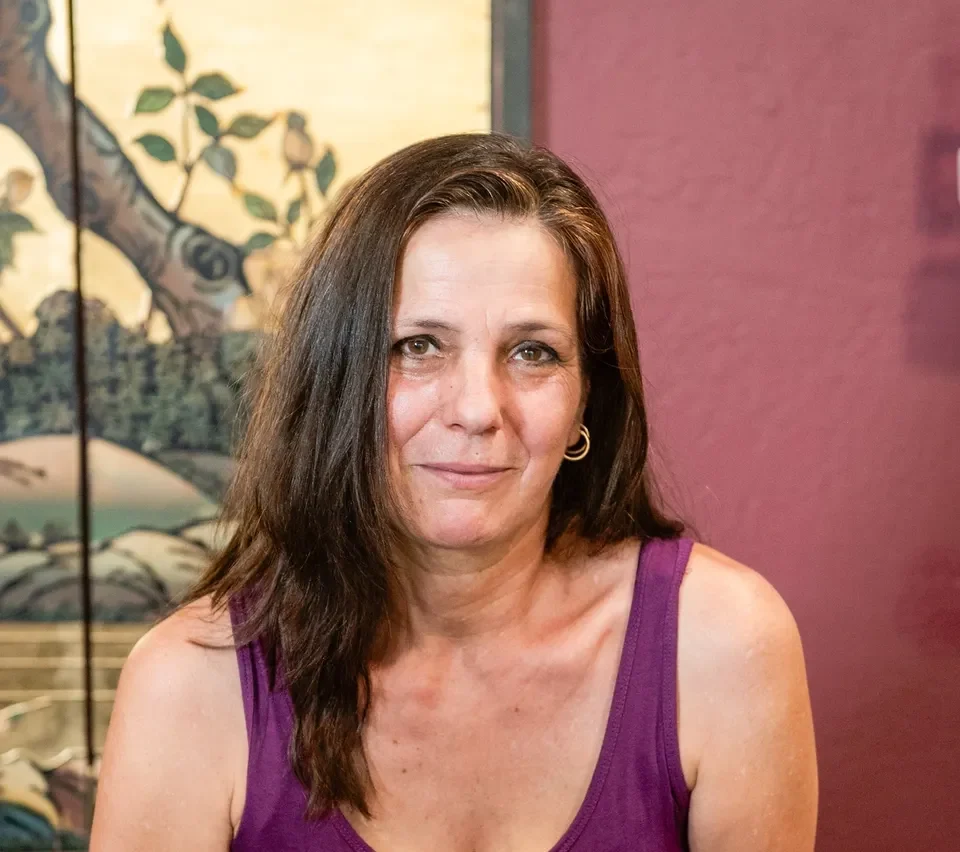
[424,463,510,474]
[417,463,512,489]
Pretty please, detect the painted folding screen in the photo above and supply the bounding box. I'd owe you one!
[0,0,527,845]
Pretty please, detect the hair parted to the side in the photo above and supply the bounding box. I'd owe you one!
[183,132,683,818]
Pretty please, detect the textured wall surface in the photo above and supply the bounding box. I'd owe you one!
[536,1,960,849]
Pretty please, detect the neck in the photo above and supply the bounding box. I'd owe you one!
[391,518,565,646]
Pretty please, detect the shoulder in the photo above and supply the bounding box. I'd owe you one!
[676,543,811,786]
[679,542,801,656]
[90,596,247,849]
[120,595,240,717]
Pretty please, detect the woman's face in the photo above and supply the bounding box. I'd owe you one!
[388,212,585,552]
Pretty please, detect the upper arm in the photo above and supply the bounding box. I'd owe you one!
[679,545,818,852]
[90,600,246,852]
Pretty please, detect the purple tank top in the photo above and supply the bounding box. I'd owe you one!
[230,537,693,851]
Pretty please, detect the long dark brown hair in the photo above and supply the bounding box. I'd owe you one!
[184,132,683,817]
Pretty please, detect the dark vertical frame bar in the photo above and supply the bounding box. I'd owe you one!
[491,0,532,139]
[64,0,96,771]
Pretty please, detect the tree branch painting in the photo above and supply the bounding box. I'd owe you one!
[0,0,250,336]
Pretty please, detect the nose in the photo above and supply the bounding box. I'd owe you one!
[443,353,504,435]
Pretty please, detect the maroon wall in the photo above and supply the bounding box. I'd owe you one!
[535,1,960,849]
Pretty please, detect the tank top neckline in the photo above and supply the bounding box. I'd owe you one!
[330,538,652,852]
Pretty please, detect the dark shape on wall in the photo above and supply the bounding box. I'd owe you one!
[894,546,960,654]
[905,259,960,373]
[917,129,960,235]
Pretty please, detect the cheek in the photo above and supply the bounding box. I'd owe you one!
[514,378,584,460]
[387,374,434,454]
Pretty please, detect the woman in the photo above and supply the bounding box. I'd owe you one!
[91,134,818,851]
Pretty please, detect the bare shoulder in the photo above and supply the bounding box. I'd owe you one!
[123,595,237,692]
[679,542,802,660]
[90,596,246,851]
[114,596,241,735]
[677,543,807,735]
[676,544,818,851]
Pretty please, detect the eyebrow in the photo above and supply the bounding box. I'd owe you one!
[395,319,575,340]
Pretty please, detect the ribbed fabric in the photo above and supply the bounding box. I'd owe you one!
[230,537,693,851]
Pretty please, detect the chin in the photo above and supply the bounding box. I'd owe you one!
[411,511,504,551]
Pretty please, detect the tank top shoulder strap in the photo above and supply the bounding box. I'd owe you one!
[599,536,694,839]
[229,596,279,764]
[228,596,321,850]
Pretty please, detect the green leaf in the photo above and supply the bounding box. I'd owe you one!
[314,149,336,195]
[190,73,240,101]
[286,197,302,225]
[134,87,177,114]
[194,105,220,137]
[163,23,187,74]
[243,232,276,254]
[134,133,176,163]
[201,143,237,182]
[0,212,37,234]
[243,193,277,222]
[225,114,272,139]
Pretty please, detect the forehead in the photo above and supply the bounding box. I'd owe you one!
[394,213,577,323]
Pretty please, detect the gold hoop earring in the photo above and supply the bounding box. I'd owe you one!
[564,425,590,462]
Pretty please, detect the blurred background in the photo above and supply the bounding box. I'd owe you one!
[0,0,956,849]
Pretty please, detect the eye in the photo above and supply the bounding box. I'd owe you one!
[394,335,439,358]
[512,342,559,364]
